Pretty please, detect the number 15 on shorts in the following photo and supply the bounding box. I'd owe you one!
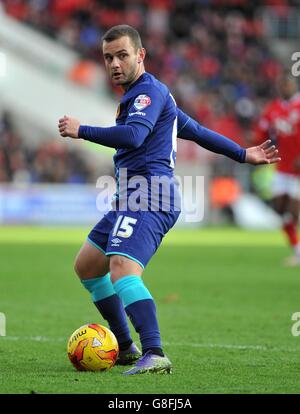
[112,215,137,238]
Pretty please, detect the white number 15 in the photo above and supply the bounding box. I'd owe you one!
[112,215,137,238]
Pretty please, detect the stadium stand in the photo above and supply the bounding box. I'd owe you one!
[0,110,98,183]
[0,0,296,185]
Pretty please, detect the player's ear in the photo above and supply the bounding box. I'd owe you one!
[138,48,146,64]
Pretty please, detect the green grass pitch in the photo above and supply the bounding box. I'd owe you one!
[0,226,300,394]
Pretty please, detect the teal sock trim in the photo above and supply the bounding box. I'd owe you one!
[81,273,115,302]
[87,237,106,255]
[113,275,153,307]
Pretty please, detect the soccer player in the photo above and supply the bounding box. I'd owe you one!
[58,25,280,375]
[255,74,300,266]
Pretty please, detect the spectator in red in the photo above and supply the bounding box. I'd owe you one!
[254,74,300,266]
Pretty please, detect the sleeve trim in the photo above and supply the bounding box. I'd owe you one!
[177,117,191,135]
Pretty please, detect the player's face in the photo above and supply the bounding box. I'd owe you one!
[103,36,145,89]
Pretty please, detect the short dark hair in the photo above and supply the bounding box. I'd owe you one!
[102,25,142,51]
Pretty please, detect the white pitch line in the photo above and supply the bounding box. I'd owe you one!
[164,342,269,351]
[166,342,299,352]
[1,336,299,353]
[2,336,66,343]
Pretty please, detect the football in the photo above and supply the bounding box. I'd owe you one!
[67,323,119,371]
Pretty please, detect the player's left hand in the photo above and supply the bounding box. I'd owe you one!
[245,140,281,165]
[58,115,80,139]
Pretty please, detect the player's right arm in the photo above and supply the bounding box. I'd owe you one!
[58,88,166,149]
[58,115,150,149]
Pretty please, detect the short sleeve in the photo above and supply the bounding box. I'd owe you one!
[125,87,166,132]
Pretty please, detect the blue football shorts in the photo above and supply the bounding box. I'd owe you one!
[87,209,180,269]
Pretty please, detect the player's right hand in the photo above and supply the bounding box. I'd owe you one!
[58,115,80,139]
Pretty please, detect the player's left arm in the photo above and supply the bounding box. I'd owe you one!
[177,108,280,165]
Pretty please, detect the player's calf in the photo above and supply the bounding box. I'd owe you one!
[75,243,134,353]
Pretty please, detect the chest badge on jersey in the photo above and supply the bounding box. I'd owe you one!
[133,94,151,111]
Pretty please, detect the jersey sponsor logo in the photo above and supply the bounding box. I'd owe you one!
[128,111,146,117]
[111,237,122,247]
[133,94,151,111]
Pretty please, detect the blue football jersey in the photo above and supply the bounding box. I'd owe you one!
[114,72,177,178]
[114,72,180,211]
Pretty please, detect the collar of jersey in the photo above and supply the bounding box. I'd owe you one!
[125,72,148,94]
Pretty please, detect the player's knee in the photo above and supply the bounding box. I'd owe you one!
[109,255,143,283]
[110,255,126,282]
[74,255,85,279]
[73,255,96,279]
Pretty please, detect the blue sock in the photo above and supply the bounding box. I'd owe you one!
[114,275,162,355]
[81,274,132,350]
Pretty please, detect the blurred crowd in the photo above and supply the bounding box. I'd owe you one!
[0,0,298,182]
[0,111,96,183]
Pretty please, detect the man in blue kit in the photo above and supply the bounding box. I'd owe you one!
[58,25,280,375]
